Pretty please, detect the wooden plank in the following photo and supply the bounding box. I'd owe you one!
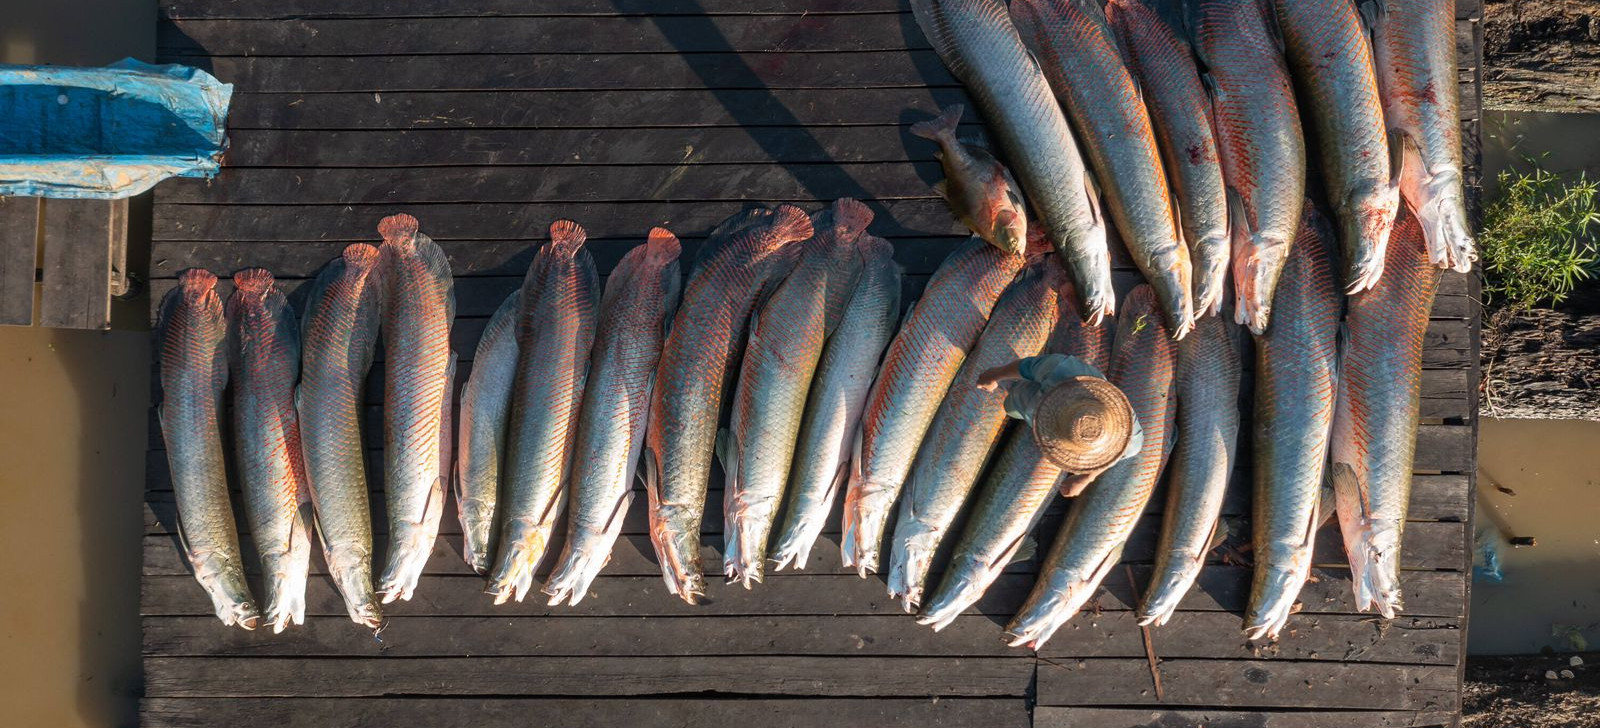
[1034,707,1456,728]
[109,198,130,297]
[160,15,931,56]
[160,0,917,19]
[214,88,969,130]
[143,655,1034,698]
[0,196,38,325]
[159,162,946,205]
[153,200,963,241]
[142,697,1032,728]
[199,51,958,93]
[38,198,114,329]
[1034,658,1459,711]
[140,568,1469,619]
[217,126,955,167]
[142,612,1460,664]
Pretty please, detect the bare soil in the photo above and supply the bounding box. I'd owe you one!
[1481,305,1600,420]
[1485,0,1600,112]
[1465,653,1600,727]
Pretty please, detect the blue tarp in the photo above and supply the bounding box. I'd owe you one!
[0,58,231,199]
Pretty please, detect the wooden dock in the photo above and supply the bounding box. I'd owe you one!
[143,1,1483,725]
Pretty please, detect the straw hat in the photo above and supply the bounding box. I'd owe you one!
[1032,375,1135,473]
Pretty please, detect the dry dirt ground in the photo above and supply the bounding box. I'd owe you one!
[1464,653,1600,727]
[1481,305,1600,420]
[1485,0,1600,112]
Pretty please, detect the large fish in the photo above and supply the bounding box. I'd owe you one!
[298,244,385,630]
[544,228,682,607]
[1245,205,1342,641]
[1330,208,1440,618]
[909,0,1115,320]
[886,255,1068,611]
[454,290,520,575]
[1139,313,1242,627]
[722,200,873,587]
[376,213,456,603]
[917,286,1112,631]
[1365,0,1476,272]
[1274,0,1402,293]
[910,104,1028,256]
[644,205,813,603]
[770,235,902,571]
[841,236,1026,576]
[1106,0,1231,318]
[1190,0,1307,334]
[157,269,259,630]
[1012,0,1194,338]
[488,220,600,604]
[225,269,313,634]
[1006,285,1176,650]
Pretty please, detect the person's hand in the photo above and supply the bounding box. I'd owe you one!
[977,361,1025,392]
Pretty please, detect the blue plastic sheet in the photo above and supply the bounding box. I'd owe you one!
[0,58,231,199]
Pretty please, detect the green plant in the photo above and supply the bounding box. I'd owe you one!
[1481,167,1600,309]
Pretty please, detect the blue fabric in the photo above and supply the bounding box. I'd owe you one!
[0,58,231,199]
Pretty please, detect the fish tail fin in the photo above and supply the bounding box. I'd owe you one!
[231,267,275,294]
[178,267,218,292]
[548,219,587,253]
[910,104,964,142]
[342,242,381,270]
[771,203,815,242]
[830,197,876,240]
[377,213,420,243]
[645,226,683,263]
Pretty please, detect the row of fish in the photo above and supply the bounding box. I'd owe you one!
[909,0,1472,339]
[158,214,453,630]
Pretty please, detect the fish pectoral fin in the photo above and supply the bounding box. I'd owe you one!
[715,428,738,487]
[1328,461,1372,521]
[1387,130,1409,191]
[1206,516,1230,554]
[1081,170,1106,230]
[1225,186,1255,238]
[1356,0,1386,36]
[1009,535,1038,566]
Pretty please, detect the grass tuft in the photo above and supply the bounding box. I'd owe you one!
[1481,166,1600,309]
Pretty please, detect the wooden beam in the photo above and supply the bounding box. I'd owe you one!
[39,198,117,329]
[0,196,38,326]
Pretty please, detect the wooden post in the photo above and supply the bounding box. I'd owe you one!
[0,196,39,326]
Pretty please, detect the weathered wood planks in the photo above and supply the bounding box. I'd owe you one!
[39,198,124,330]
[0,196,38,326]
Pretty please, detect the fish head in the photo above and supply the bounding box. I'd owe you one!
[1341,186,1404,294]
[993,208,1028,257]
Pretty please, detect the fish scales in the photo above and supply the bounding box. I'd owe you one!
[770,235,903,571]
[887,255,1069,611]
[1366,0,1477,272]
[909,0,1115,320]
[1190,0,1307,334]
[488,221,601,604]
[1005,285,1176,649]
[1330,207,1440,618]
[1106,0,1231,317]
[376,214,457,604]
[227,269,314,634]
[1139,313,1243,627]
[644,205,813,603]
[1245,205,1343,641]
[841,236,1026,576]
[454,289,521,575]
[1012,0,1194,337]
[723,201,873,588]
[1275,0,1401,294]
[544,228,682,607]
[157,269,259,630]
[297,244,384,629]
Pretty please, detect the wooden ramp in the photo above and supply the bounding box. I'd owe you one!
[144,1,1483,725]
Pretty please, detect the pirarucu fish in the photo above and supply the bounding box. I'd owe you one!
[1190,0,1307,334]
[454,289,520,575]
[376,213,456,603]
[298,244,385,630]
[842,235,1025,576]
[1245,205,1342,641]
[644,205,812,603]
[157,269,259,630]
[226,268,313,634]
[1330,207,1440,618]
[488,220,600,604]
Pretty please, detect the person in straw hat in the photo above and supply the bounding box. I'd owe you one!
[978,353,1141,497]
